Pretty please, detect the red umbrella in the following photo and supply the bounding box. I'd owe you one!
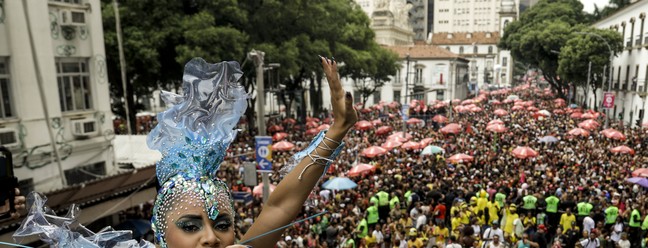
[440,123,462,134]
[376,126,392,135]
[371,119,382,125]
[268,125,284,132]
[610,145,635,155]
[570,112,582,119]
[632,168,648,177]
[578,119,600,130]
[493,109,508,116]
[388,135,409,143]
[447,153,474,164]
[527,106,539,112]
[553,109,565,115]
[503,99,513,104]
[389,132,413,140]
[306,121,319,128]
[462,99,474,105]
[432,115,448,123]
[381,140,403,150]
[348,163,376,177]
[420,138,434,147]
[486,124,508,133]
[360,108,373,113]
[361,146,388,158]
[317,124,331,131]
[305,128,320,136]
[580,113,595,119]
[511,105,524,111]
[406,118,423,125]
[488,119,504,126]
[355,120,374,131]
[401,141,422,150]
[272,132,289,141]
[491,99,502,105]
[602,129,626,140]
[452,99,461,104]
[568,128,590,137]
[511,146,539,159]
[253,183,276,197]
[471,107,483,113]
[272,141,295,151]
[283,118,296,124]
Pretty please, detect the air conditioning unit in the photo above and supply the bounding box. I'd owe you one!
[60,9,86,26]
[71,119,98,137]
[0,128,20,148]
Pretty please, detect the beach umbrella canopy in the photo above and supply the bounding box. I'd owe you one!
[272,132,289,141]
[401,141,422,150]
[447,153,474,164]
[420,138,434,147]
[348,163,376,177]
[625,177,648,188]
[632,168,648,177]
[486,124,508,133]
[317,124,331,131]
[570,112,582,119]
[538,136,559,143]
[568,128,590,137]
[538,110,551,117]
[305,128,319,136]
[381,140,403,150]
[580,113,595,119]
[306,121,319,128]
[389,132,413,140]
[432,115,448,123]
[507,95,519,101]
[253,183,277,196]
[440,123,462,134]
[268,125,284,132]
[272,141,295,151]
[322,177,358,190]
[371,119,382,125]
[602,129,626,140]
[553,109,565,115]
[421,145,444,156]
[355,120,374,131]
[493,109,508,116]
[376,126,393,135]
[610,145,635,155]
[406,118,424,125]
[488,119,505,126]
[361,146,388,158]
[511,146,539,159]
[578,119,600,130]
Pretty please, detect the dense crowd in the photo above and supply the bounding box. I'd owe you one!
[142,85,648,248]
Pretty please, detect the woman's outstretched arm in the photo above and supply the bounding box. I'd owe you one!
[241,56,357,247]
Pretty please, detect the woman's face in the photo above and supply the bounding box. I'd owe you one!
[164,192,235,248]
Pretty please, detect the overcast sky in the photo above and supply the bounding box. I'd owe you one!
[580,0,610,13]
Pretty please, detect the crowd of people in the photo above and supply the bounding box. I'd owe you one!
[134,85,647,248]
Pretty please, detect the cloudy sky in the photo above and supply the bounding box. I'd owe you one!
[580,0,610,13]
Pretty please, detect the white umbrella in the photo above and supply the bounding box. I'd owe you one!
[506,95,519,101]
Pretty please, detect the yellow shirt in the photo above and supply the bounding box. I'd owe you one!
[407,238,424,248]
[452,217,462,232]
[399,218,413,228]
[461,210,471,224]
[560,213,576,233]
[434,227,449,244]
[487,201,500,222]
[364,235,377,246]
[504,213,518,235]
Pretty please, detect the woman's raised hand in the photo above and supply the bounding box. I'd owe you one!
[320,56,358,131]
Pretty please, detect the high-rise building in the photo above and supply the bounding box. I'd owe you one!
[408,0,430,41]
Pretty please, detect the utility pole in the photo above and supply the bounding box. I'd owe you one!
[248,50,266,136]
[585,61,591,108]
[114,0,132,135]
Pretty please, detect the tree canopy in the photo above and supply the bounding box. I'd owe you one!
[499,0,623,100]
[102,0,398,133]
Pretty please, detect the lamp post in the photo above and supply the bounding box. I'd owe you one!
[403,54,411,138]
[575,31,614,128]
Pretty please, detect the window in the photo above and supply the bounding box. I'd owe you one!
[459,47,464,54]
[56,58,92,112]
[64,162,106,185]
[446,46,450,51]
[0,58,14,119]
[436,91,444,100]
[373,91,381,103]
[625,65,630,87]
[393,90,401,103]
[639,17,645,46]
[473,46,478,54]
[488,46,493,54]
[502,57,508,66]
[415,68,423,84]
[50,0,82,4]
[353,90,361,104]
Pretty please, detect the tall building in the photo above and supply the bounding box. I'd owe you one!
[433,0,505,33]
[578,0,648,128]
[408,0,430,41]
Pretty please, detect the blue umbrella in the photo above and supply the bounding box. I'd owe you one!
[538,136,558,143]
[421,145,444,156]
[322,177,357,190]
[625,177,648,188]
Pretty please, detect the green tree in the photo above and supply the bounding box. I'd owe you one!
[557,28,623,109]
[499,0,587,99]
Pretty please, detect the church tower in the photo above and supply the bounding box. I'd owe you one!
[497,0,517,86]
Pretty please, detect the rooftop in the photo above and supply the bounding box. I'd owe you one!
[431,32,500,45]
[386,45,467,60]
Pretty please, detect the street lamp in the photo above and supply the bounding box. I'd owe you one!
[403,54,411,138]
[575,31,614,128]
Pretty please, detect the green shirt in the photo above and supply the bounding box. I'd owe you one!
[405,190,413,203]
[370,196,379,208]
[357,219,368,238]
[367,206,379,224]
[522,195,537,210]
[642,215,648,230]
[545,196,559,213]
[390,196,400,209]
[630,209,642,227]
[377,191,390,206]
[495,193,507,208]
[345,238,356,248]
[605,206,619,224]
[577,202,593,216]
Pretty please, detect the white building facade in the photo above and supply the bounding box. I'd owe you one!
[578,0,648,127]
[322,45,470,108]
[0,0,114,192]
[433,0,509,33]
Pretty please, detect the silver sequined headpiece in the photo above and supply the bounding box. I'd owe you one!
[147,58,248,247]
